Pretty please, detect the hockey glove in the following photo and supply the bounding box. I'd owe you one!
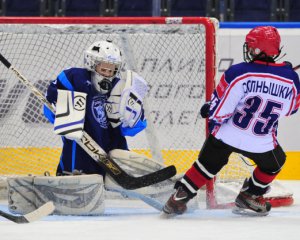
[119,70,149,128]
[200,101,211,118]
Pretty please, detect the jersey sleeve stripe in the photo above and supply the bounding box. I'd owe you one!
[215,74,228,98]
[211,75,242,118]
[58,71,74,91]
[286,88,298,115]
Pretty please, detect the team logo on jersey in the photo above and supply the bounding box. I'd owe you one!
[92,97,108,128]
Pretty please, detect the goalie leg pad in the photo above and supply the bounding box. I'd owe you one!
[107,149,173,195]
[7,174,105,215]
[109,149,166,173]
[106,150,198,210]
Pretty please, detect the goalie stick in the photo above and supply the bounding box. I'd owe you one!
[0,201,55,224]
[0,53,176,190]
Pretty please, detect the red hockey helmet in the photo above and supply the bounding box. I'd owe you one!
[244,26,281,62]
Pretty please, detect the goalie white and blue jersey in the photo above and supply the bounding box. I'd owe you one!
[44,67,145,175]
[209,61,300,153]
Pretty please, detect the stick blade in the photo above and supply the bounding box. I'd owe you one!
[121,165,177,190]
[0,201,55,224]
[23,201,55,223]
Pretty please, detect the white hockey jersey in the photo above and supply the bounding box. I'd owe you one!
[209,61,300,153]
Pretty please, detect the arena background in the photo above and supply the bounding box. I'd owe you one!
[0,1,300,180]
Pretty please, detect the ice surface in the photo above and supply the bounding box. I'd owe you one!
[1,181,300,240]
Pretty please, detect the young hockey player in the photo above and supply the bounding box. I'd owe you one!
[7,39,179,216]
[163,26,300,216]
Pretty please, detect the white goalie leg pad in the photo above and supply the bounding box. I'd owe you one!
[106,149,169,199]
[108,149,183,182]
[54,89,87,140]
[0,177,7,200]
[107,149,172,195]
[7,174,105,215]
[109,149,166,174]
[105,149,201,210]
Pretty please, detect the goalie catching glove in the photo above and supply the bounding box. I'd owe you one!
[119,70,149,128]
[106,70,149,131]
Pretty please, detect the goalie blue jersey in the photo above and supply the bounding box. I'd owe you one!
[44,68,133,175]
[209,61,300,153]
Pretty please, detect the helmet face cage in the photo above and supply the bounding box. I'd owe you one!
[243,42,252,63]
[84,40,122,80]
[243,26,281,63]
[84,40,122,93]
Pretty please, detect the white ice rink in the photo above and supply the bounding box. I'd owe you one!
[1,181,300,240]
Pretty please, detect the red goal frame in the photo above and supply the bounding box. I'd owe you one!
[0,16,226,208]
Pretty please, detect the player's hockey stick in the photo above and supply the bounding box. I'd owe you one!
[0,201,55,224]
[106,187,163,211]
[0,53,176,190]
[293,64,300,71]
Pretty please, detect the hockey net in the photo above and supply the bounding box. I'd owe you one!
[0,17,293,208]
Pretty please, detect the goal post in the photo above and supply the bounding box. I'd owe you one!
[0,16,216,175]
[0,17,292,208]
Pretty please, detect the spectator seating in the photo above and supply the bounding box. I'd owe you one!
[168,0,208,17]
[116,0,153,16]
[227,0,277,21]
[55,0,102,16]
[0,0,297,21]
[287,0,300,21]
[1,0,46,16]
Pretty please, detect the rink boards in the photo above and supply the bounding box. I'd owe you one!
[0,147,299,179]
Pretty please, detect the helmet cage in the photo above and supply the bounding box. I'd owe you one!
[94,59,121,79]
[84,40,123,94]
[243,26,281,63]
[84,56,122,82]
[243,42,281,63]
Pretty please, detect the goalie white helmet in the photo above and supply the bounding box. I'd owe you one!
[84,40,123,94]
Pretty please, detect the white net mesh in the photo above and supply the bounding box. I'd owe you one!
[0,21,212,177]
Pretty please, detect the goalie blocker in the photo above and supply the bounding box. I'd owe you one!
[53,89,87,140]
